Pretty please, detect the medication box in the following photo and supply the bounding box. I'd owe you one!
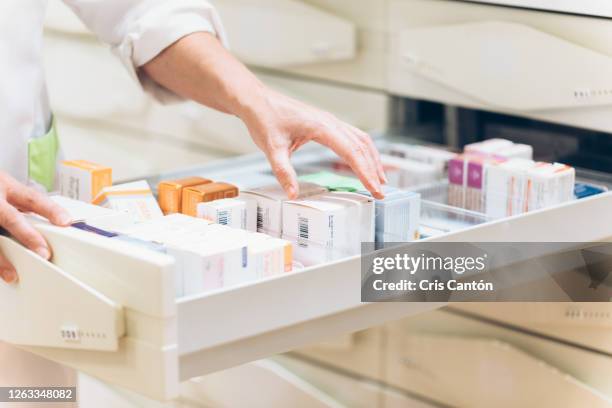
[282,197,352,266]
[379,154,441,188]
[182,182,239,217]
[93,180,163,222]
[359,187,421,248]
[59,160,112,203]
[247,234,293,277]
[197,198,254,230]
[465,138,533,160]
[241,182,327,237]
[158,176,211,215]
[388,143,457,172]
[317,191,376,248]
[299,171,365,192]
[448,154,506,212]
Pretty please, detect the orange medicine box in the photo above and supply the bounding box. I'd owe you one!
[182,182,239,217]
[59,160,112,203]
[158,177,212,215]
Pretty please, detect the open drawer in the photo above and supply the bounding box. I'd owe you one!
[2,145,612,401]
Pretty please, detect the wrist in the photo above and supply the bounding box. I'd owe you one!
[233,83,276,130]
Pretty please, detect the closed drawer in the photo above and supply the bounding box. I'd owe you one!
[387,0,612,133]
[450,303,612,354]
[2,144,612,401]
[383,309,612,405]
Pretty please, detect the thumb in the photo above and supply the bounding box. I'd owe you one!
[267,151,299,199]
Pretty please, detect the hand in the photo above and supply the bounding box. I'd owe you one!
[241,89,387,199]
[0,172,72,283]
[141,32,386,198]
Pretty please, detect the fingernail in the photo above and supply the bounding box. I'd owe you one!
[382,173,388,184]
[1,269,17,284]
[35,247,51,260]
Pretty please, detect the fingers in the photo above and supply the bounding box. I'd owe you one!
[313,127,385,199]
[349,126,387,185]
[7,183,72,226]
[267,150,300,199]
[0,250,17,284]
[0,201,51,260]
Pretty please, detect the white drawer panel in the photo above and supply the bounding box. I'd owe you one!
[1,146,611,401]
[384,326,611,407]
[385,309,612,402]
[388,0,612,133]
[213,0,356,68]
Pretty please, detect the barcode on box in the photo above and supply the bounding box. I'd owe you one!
[256,206,264,231]
[217,210,230,226]
[298,216,309,248]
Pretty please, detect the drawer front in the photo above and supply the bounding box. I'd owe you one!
[384,310,612,404]
[3,146,612,401]
[466,1,612,17]
[388,0,612,133]
[450,303,612,354]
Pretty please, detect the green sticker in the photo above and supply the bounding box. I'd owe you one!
[299,171,365,192]
[28,117,59,191]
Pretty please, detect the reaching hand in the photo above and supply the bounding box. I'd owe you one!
[242,90,387,199]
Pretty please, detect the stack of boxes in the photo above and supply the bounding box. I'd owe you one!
[56,152,429,294]
[447,139,575,217]
[117,214,293,297]
[240,182,328,237]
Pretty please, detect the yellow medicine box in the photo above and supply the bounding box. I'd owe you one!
[182,182,239,217]
[158,177,212,215]
[59,160,112,203]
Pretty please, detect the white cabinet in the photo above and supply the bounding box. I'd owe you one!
[388,0,612,133]
[2,144,612,401]
[212,0,356,68]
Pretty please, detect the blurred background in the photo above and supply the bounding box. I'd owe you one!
[44,1,612,407]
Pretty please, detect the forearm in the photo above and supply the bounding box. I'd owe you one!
[141,31,385,198]
[141,32,266,121]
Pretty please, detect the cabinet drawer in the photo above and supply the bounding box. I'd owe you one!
[383,309,612,405]
[387,0,612,133]
[2,144,612,401]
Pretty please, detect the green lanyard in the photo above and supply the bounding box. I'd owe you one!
[28,116,59,192]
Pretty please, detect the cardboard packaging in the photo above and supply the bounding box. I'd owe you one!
[238,196,258,232]
[448,154,506,212]
[388,143,457,172]
[299,171,365,192]
[51,195,135,232]
[485,158,538,218]
[498,143,533,160]
[197,198,248,229]
[465,138,533,160]
[464,138,514,155]
[316,192,376,252]
[93,180,163,222]
[359,187,421,248]
[59,160,112,203]
[525,162,576,212]
[158,176,212,215]
[182,182,239,217]
[379,154,441,188]
[282,195,358,265]
[241,182,327,237]
[247,234,293,278]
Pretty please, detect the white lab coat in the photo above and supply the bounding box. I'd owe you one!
[0,0,225,394]
[0,0,227,185]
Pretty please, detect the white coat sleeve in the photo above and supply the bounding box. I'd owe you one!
[61,0,228,103]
